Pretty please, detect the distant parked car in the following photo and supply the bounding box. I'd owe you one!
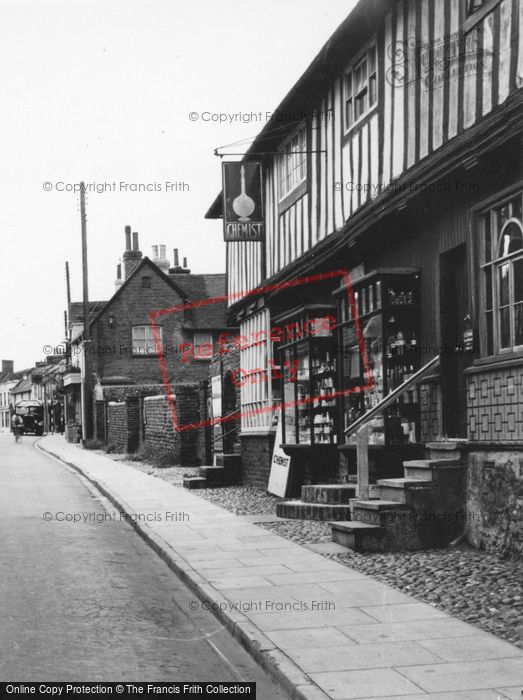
[13,400,44,436]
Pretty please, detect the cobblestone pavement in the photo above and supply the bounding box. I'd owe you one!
[194,485,283,515]
[121,465,522,649]
[111,455,198,486]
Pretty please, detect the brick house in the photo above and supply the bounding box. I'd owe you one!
[68,227,228,463]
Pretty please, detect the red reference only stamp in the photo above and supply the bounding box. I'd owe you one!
[149,269,372,433]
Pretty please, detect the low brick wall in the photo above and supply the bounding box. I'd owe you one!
[240,432,275,489]
[466,451,523,559]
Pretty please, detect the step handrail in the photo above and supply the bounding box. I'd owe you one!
[344,354,440,438]
[211,409,241,445]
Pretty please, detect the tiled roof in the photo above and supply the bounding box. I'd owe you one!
[0,367,32,385]
[11,375,33,394]
[68,301,108,326]
[70,260,227,334]
[169,273,227,329]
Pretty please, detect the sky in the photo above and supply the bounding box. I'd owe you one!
[0,0,357,370]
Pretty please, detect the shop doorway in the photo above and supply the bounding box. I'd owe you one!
[439,244,472,438]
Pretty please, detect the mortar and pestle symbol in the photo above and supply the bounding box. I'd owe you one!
[232,165,255,221]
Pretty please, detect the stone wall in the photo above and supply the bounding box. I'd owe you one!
[143,395,179,456]
[106,402,127,451]
[176,383,201,465]
[101,382,200,464]
[142,383,200,465]
[466,451,523,559]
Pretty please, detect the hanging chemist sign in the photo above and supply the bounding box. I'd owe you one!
[222,161,264,242]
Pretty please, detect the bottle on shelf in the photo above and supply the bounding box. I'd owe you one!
[396,331,406,355]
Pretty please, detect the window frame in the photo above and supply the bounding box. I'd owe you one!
[131,324,163,356]
[343,41,378,134]
[193,331,214,360]
[479,191,523,357]
[276,123,307,202]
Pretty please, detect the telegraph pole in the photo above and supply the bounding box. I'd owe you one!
[80,182,93,440]
[65,261,71,341]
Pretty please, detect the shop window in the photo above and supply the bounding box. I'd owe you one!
[344,43,377,132]
[131,324,163,355]
[481,192,523,355]
[335,270,420,445]
[277,125,307,201]
[276,306,338,446]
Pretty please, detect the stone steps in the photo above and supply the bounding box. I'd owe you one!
[182,476,207,489]
[403,458,463,481]
[215,452,241,468]
[301,484,356,504]
[351,499,412,526]
[330,442,467,552]
[350,499,423,550]
[426,441,466,460]
[376,477,439,504]
[276,500,353,521]
[182,453,242,490]
[276,483,357,520]
[331,520,385,552]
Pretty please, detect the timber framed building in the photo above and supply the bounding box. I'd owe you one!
[206,0,523,531]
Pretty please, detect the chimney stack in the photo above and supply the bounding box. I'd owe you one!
[115,263,123,290]
[2,360,14,374]
[122,226,142,279]
[173,249,179,267]
[152,244,170,273]
[183,257,187,268]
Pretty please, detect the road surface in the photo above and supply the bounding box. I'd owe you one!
[0,432,287,697]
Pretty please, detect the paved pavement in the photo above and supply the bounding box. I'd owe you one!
[0,432,287,697]
[39,435,523,700]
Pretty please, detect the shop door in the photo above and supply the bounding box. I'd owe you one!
[440,244,472,438]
